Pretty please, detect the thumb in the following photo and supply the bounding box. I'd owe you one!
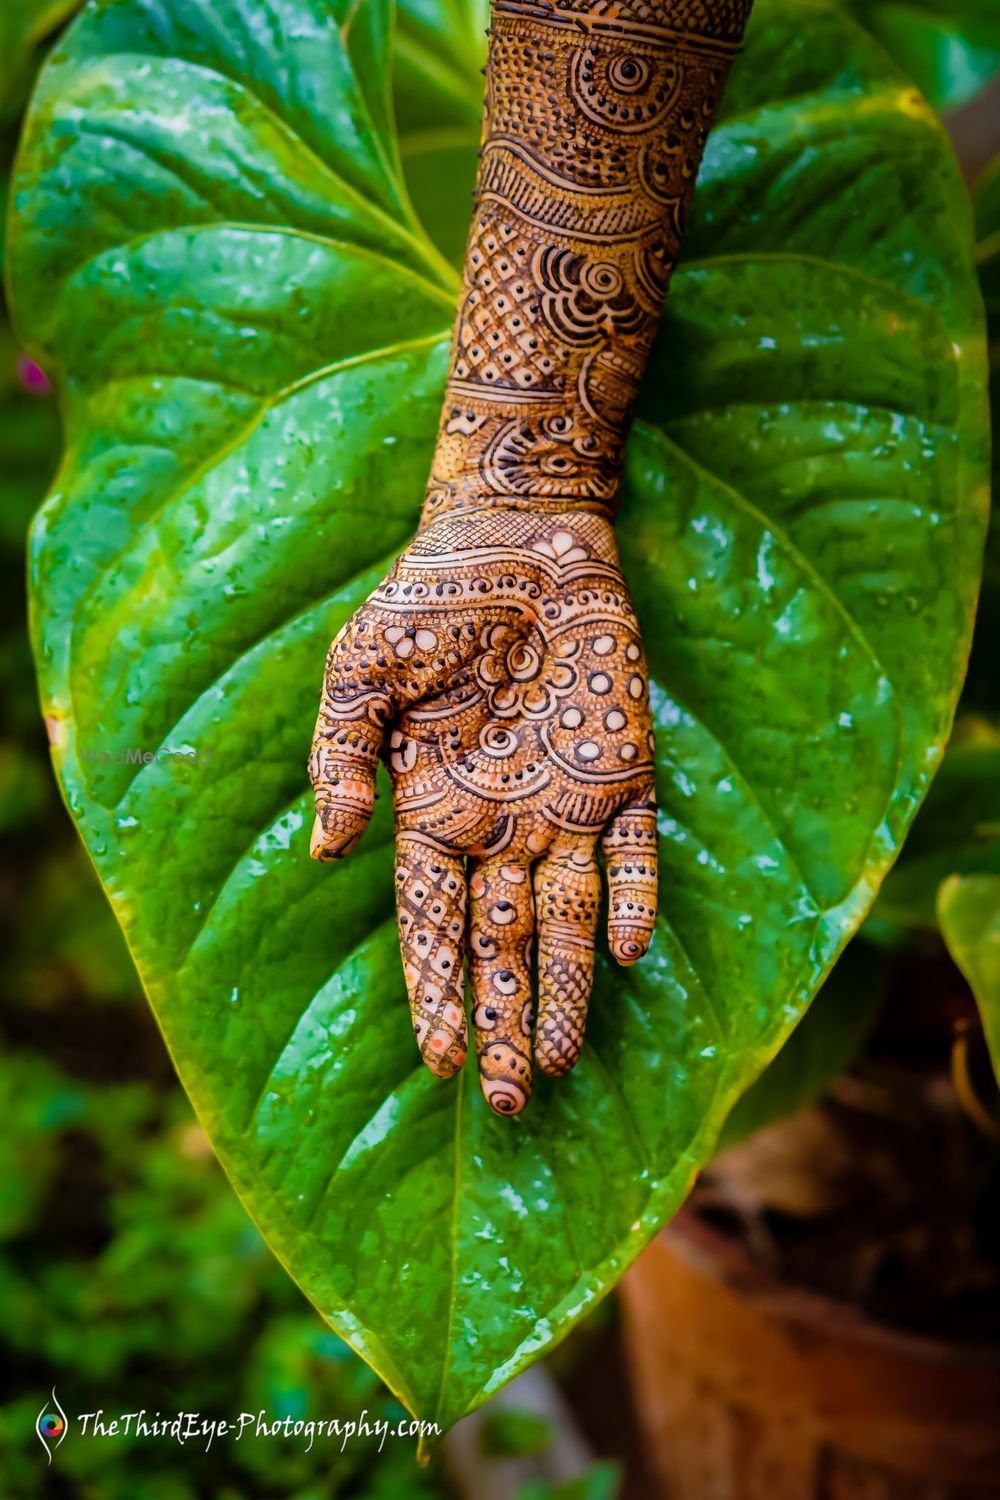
[308,617,392,860]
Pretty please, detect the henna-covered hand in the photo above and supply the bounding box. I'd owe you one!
[309,0,752,1114]
[310,506,658,1114]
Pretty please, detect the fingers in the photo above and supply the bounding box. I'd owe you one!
[468,856,534,1116]
[395,835,469,1079]
[601,797,659,965]
[308,621,391,860]
[533,842,601,1077]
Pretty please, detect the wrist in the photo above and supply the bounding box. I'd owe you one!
[422,403,624,524]
[422,0,754,527]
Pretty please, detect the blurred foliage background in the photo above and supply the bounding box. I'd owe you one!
[1,2,999,1496]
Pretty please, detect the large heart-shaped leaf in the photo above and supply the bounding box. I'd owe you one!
[8,0,988,1434]
[971,156,1000,721]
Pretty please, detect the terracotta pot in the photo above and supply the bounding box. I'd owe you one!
[620,1208,1000,1500]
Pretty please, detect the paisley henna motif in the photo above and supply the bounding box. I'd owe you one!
[309,0,752,1115]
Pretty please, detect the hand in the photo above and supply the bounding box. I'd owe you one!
[307,0,751,1114]
[309,505,658,1115]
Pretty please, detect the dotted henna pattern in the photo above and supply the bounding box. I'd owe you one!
[310,0,752,1115]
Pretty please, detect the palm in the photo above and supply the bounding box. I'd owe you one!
[310,507,658,1114]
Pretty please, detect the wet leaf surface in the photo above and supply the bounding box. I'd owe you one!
[8,0,988,1433]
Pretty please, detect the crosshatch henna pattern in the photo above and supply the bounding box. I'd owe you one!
[309,0,753,1116]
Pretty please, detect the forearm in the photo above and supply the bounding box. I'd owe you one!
[421,0,753,525]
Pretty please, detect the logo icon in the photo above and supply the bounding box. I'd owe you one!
[35,1388,68,1464]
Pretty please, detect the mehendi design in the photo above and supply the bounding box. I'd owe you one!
[422,0,752,523]
[309,0,752,1115]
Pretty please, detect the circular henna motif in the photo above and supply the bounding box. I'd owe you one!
[569,45,681,134]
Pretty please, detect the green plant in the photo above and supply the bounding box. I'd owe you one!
[844,0,1000,108]
[705,131,1000,1144]
[6,0,991,1443]
[864,151,1000,1095]
[0,1055,453,1498]
[0,0,79,110]
[926,157,1000,1085]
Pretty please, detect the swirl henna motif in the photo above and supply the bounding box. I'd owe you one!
[309,0,753,1115]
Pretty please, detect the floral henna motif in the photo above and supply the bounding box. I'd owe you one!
[309,0,752,1115]
[311,508,658,1113]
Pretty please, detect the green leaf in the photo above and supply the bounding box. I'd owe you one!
[9,0,988,1436]
[979,151,1000,321]
[975,149,1000,503]
[868,165,1000,938]
[394,0,484,266]
[843,1,1000,110]
[869,728,1000,929]
[395,0,486,134]
[0,0,80,112]
[718,937,885,1148]
[965,152,1000,713]
[938,875,1000,1086]
[895,167,1000,1088]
